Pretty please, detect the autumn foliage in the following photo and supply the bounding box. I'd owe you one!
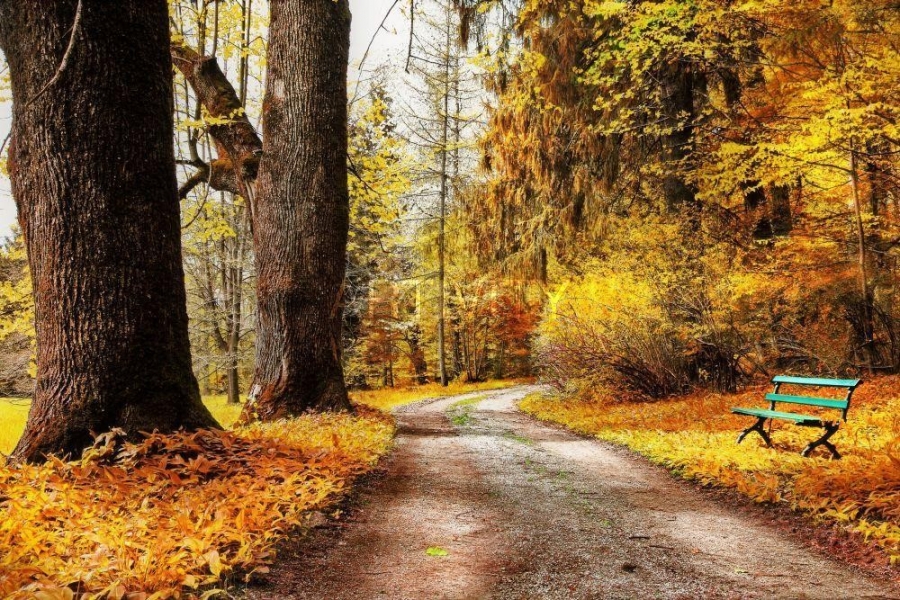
[472,0,899,395]
[0,409,394,599]
[521,378,900,563]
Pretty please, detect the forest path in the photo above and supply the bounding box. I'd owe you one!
[244,386,898,599]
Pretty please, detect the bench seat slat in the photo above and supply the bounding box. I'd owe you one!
[731,407,823,424]
[764,393,849,411]
[772,375,860,388]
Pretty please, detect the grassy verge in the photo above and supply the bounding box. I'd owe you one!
[351,378,531,412]
[0,379,528,454]
[0,395,249,455]
[201,394,249,429]
[520,378,900,563]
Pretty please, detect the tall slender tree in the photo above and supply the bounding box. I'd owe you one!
[436,5,453,387]
[402,0,482,385]
[172,2,260,405]
[0,0,218,461]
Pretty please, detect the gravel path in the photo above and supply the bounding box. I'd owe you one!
[245,386,899,599]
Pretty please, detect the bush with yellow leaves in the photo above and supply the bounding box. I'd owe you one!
[0,407,394,599]
[521,378,900,563]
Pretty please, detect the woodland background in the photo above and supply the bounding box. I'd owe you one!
[0,0,899,593]
[0,0,897,403]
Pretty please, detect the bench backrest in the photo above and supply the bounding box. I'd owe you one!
[768,375,861,421]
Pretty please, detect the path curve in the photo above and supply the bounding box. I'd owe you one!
[245,386,899,599]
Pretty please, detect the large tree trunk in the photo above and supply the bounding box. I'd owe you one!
[0,0,219,462]
[768,184,793,237]
[241,0,353,421]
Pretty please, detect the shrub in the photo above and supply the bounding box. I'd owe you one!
[536,262,745,398]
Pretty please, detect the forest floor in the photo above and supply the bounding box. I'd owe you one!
[241,386,899,599]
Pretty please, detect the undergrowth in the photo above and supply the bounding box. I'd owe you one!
[0,407,394,598]
[520,377,900,563]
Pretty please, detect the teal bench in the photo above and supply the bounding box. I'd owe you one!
[732,375,861,459]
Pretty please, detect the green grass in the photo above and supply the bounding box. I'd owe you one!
[502,431,533,445]
[447,394,488,427]
[448,395,488,410]
[450,410,472,426]
[0,395,247,455]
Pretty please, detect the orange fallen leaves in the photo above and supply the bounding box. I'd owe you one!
[0,407,394,599]
[521,380,900,563]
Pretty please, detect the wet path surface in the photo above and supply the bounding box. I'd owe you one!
[245,387,898,599]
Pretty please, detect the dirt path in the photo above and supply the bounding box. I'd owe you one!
[245,386,899,599]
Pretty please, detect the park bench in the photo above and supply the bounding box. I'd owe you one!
[732,375,861,459]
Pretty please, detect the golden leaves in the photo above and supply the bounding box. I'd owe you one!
[0,410,395,599]
[522,383,900,563]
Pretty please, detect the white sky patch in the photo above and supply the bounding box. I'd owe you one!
[350,0,409,73]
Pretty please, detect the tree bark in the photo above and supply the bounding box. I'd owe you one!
[0,0,219,461]
[241,0,353,421]
[850,143,875,372]
[768,184,793,236]
[865,140,891,217]
[225,206,249,405]
[404,324,429,385]
[436,4,454,387]
[659,59,698,212]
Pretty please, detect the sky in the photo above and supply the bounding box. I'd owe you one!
[0,0,409,240]
[349,0,409,73]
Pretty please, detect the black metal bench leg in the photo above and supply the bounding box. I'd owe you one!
[801,423,841,459]
[737,417,772,447]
